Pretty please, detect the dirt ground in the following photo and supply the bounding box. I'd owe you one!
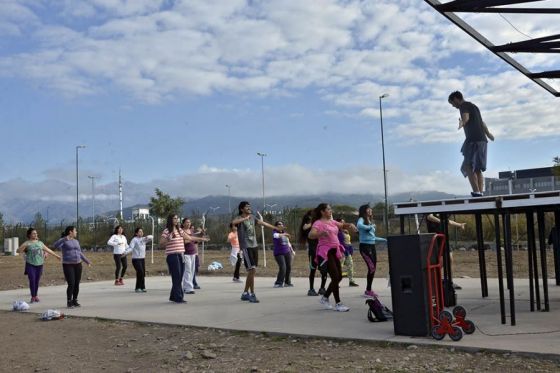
[1,249,559,372]
[2,311,559,373]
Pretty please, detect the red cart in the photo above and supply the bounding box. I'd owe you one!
[426,234,475,341]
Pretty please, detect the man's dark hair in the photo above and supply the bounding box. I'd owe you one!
[238,201,250,215]
[448,91,463,103]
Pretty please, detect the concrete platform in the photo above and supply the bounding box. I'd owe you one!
[2,276,560,356]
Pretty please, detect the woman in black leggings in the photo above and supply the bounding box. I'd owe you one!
[108,225,129,285]
[299,210,327,296]
[53,226,91,308]
[308,204,357,312]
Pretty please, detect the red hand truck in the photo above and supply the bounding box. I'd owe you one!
[426,234,475,341]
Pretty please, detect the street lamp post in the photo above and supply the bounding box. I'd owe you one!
[75,145,86,238]
[257,152,268,267]
[225,184,232,214]
[147,215,155,264]
[88,176,97,249]
[379,94,389,236]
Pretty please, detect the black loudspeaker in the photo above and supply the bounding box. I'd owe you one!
[387,234,436,337]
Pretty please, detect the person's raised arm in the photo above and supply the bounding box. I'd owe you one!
[231,215,251,226]
[17,241,29,255]
[42,244,61,260]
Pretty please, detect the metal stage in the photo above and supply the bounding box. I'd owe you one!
[393,191,560,326]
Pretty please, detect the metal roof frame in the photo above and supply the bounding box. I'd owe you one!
[425,0,560,97]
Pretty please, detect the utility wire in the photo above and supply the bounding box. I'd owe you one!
[498,13,533,40]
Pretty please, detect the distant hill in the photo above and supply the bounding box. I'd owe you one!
[1,188,457,223]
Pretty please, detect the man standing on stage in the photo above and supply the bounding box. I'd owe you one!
[448,91,494,197]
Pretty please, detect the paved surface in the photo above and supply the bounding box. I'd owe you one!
[2,275,560,356]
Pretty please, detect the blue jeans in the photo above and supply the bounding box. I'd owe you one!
[166,254,185,302]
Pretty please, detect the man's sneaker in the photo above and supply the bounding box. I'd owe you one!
[135,289,142,293]
[319,296,333,310]
[318,288,326,296]
[67,301,74,309]
[307,289,319,296]
[284,283,294,287]
[470,192,483,197]
[249,294,260,303]
[194,285,201,290]
[241,292,251,301]
[185,290,195,294]
[72,300,81,308]
[363,290,377,298]
[335,303,350,312]
[349,281,359,287]
[273,283,283,288]
[141,289,147,293]
[233,278,242,283]
[452,282,462,290]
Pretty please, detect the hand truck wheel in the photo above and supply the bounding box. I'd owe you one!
[431,326,445,340]
[449,326,463,341]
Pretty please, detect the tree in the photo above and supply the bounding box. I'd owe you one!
[149,188,185,218]
[553,156,560,177]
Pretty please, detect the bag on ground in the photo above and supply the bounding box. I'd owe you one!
[366,297,393,322]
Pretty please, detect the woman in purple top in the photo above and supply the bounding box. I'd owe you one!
[272,221,294,288]
[53,226,91,309]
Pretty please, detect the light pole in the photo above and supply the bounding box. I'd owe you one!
[147,215,155,264]
[225,184,232,215]
[379,93,389,236]
[201,206,220,264]
[75,145,86,237]
[88,176,97,249]
[257,152,268,267]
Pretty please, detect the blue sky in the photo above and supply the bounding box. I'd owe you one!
[1,0,559,204]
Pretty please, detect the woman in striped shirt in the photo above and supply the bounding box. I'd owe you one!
[160,214,188,303]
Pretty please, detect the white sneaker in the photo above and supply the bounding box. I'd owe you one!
[319,296,333,310]
[335,303,350,312]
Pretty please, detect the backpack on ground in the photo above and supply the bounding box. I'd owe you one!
[366,297,393,322]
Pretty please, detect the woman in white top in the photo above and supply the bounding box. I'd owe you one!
[107,225,129,286]
[126,227,153,292]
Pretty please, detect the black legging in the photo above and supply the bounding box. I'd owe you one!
[132,258,146,290]
[233,253,242,280]
[113,254,127,279]
[323,248,343,304]
[309,246,327,290]
[62,263,82,301]
[359,243,377,291]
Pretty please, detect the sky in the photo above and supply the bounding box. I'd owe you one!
[1,0,559,205]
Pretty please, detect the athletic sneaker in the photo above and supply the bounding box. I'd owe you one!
[241,292,251,301]
[284,283,294,287]
[249,294,260,303]
[307,289,319,296]
[34,296,40,302]
[452,282,462,290]
[135,289,142,293]
[114,280,120,286]
[194,285,201,290]
[335,303,350,312]
[233,278,242,283]
[273,284,283,288]
[349,282,359,287]
[470,192,483,197]
[72,300,81,308]
[319,296,333,310]
[67,301,74,309]
[363,290,377,298]
[184,290,195,294]
[141,289,147,293]
[318,288,326,296]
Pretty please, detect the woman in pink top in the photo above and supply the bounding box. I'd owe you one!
[309,203,357,312]
[160,214,188,303]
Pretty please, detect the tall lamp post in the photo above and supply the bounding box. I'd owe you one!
[88,176,97,249]
[225,184,232,215]
[257,152,268,267]
[75,145,86,238]
[379,94,389,236]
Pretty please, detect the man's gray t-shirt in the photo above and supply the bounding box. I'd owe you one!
[237,217,258,250]
[460,101,486,143]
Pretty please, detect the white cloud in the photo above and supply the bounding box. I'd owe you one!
[0,0,558,141]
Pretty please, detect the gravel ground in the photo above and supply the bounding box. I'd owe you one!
[2,311,559,373]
